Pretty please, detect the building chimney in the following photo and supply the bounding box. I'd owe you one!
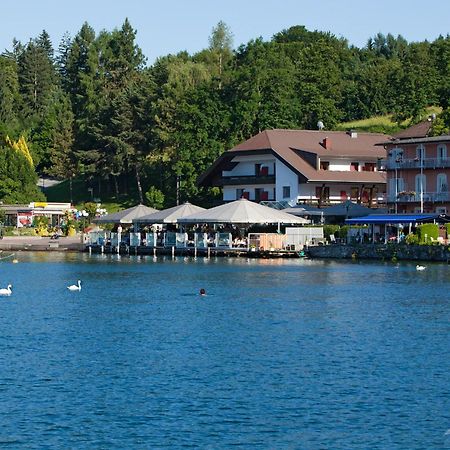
[322,137,331,149]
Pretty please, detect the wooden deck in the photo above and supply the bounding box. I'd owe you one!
[86,244,301,258]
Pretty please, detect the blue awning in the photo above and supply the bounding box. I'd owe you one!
[345,214,441,225]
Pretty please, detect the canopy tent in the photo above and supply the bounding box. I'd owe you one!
[178,198,308,225]
[345,213,447,225]
[322,200,379,217]
[93,204,158,224]
[133,202,206,224]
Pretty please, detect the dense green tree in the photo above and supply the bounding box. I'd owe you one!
[0,138,45,203]
[0,55,19,126]
[16,33,57,120]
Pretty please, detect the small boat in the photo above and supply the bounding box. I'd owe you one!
[416,265,426,271]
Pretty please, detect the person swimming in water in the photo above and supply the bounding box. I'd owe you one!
[199,288,206,296]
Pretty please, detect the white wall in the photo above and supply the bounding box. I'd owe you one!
[223,155,276,177]
[223,185,276,201]
[328,160,352,171]
[275,160,298,202]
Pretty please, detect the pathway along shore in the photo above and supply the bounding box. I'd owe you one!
[0,236,84,252]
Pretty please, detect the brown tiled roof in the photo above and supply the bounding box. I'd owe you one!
[393,121,432,139]
[309,170,386,183]
[199,129,388,185]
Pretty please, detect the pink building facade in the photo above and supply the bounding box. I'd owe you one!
[382,136,450,214]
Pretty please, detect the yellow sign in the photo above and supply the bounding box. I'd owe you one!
[34,202,48,208]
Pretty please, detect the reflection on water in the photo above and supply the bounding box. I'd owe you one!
[0,252,449,448]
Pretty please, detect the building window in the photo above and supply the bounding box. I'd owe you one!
[236,188,245,199]
[320,161,329,170]
[350,162,359,171]
[282,186,291,198]
[415,174,426,196]
[437,144,447,164]
[416,145,426,161]
[363,163,375,171]
[255,164,261,176]
[437,174,447,193]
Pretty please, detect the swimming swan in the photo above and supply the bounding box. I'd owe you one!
[0,284,12,296]
[67,280,82,291]
[416,265,426,271]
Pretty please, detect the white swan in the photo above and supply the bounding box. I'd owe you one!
[416,265,426,271]
[0,284,12,296]
[67,280,82,291]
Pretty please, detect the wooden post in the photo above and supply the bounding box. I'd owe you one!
[172,246,175,258]
[207,247,210,259]
[153,248,156,257]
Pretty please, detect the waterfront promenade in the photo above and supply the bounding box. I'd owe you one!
[0,236,84,252]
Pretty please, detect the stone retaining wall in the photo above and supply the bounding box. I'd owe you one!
[307,243,450,262]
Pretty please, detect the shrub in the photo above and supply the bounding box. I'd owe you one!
[405,232,419,245]
[323,225,340,240]
[33,216,50,236]
[145,186,165,209]
[416,223,439,243]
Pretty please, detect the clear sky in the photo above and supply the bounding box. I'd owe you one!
[2,0,450,63]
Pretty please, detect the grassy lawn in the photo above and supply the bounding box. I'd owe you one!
[336,106,442,135]
[44,177,141,213]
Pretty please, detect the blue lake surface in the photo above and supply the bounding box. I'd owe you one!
[0,252,449,449]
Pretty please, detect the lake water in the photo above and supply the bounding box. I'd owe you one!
[0,252,449,449]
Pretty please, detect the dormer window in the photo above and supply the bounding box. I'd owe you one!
[320,161,329,170]
[350,162,359,171]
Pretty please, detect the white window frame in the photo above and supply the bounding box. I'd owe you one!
[437,144,447,164]
[437,173,447,193]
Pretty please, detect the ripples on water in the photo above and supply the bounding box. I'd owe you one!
[0,253,449,449]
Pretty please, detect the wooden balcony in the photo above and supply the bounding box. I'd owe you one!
[221,175,276,186]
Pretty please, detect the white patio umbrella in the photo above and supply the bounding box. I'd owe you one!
[94,204,158,224]
[178,198,308,225]
[133,202,206,224]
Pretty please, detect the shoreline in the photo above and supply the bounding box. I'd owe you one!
[0,236,84,252]
[2,236,450,264]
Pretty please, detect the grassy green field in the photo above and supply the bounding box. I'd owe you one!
[336,106,442,134]
[44,178,139,213]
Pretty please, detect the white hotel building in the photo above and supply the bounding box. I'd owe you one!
[199,129,387,207]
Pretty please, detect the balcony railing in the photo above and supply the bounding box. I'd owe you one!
[222,175,275,186]
[387,191,450,203]
[383,157,450,170]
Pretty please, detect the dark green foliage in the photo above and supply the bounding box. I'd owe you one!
[323,225,340,240]
[145,186,164,209]
[2,22,450,207]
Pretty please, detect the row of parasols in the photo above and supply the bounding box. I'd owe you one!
[92,198,379,226]
[93,198,309,226]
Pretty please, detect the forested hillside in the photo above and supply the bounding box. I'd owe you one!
[1,21,450,207]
